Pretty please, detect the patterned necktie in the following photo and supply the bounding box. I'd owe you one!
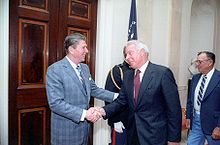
[76,65,86,90]
[197,75,207,106]
[134,69,141,104]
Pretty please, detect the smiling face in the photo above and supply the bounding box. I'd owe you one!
[125,43,148,69]
[68,40,88,64]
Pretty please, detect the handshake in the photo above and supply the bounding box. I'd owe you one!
[85,107,106,123]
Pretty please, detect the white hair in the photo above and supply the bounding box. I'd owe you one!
[126,40,150,53]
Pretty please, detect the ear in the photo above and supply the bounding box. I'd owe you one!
[68,47,74,54]
[140,48,146,56]
[208,59,214,66]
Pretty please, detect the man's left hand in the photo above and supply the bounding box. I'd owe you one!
[212,127,220,140]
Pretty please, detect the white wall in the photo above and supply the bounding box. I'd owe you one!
[214,0,220,69]
[94,1,130,144]
[170,0,192,107]
[0,0,9,145]
[151,0,171,66]
[137,0,173,66]
[190,0,215,56]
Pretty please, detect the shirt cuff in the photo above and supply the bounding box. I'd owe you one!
[80,109,87,121]
[113,93,119,100]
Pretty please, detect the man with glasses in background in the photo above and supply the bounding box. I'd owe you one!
[186,51,220,145]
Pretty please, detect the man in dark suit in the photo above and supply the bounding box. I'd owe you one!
[105,59,131,145]
[99,40,182,145]
[46,33,116,145]
[186,51,220,145]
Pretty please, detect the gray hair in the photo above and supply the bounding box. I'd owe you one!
[64,33,86,49]
[198,51,215,64]
[126,40,150,53]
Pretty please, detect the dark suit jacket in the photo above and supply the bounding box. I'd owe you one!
[103,62,182,145]
[105,61,131,128]
[186,69,220,135]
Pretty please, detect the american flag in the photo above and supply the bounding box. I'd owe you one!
[128,0,137,41]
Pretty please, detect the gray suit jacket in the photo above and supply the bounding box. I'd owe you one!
[46,57,114,145]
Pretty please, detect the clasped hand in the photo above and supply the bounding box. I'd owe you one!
[85,107,106,123]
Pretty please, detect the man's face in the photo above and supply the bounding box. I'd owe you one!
[71,40,88,63]
[196,53,212,74]
[125,44,141,69]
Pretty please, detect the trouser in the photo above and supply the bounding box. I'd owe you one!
[188,112,220,145]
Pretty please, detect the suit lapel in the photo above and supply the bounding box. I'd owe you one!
[124,69,135,108]
[79,64,89,95]
[127,70,135,107]
[203,70,220,100]
[136,63,154,105]
[190,75,201,103]
[61,58,87,95]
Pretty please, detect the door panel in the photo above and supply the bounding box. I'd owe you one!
[18,108,46,145]
[18,19,47,87]
[9,0,97,144]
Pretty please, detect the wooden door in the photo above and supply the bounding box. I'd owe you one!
[9,0,97,145]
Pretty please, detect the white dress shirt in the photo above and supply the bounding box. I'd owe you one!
[136,60,149,82]
[194,68,215,113]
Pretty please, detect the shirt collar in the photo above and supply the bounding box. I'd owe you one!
[66,56,78,69]
[138,60,149,74]
[204,67,215,79]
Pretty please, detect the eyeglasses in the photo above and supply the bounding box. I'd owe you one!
[195,59,210,64]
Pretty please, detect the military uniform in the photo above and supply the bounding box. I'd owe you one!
[105,61,131,145]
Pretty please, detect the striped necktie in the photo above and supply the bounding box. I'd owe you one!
[197,75,207,106]
[76,65,86,91]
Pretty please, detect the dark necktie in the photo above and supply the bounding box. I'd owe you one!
[197,75,207,106]
[134,69,141,104]
[76,65,86,91]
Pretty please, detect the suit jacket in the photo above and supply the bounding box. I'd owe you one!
[186,69,220,135]
[46,57,114,145]
[105,61,131,128]
[103,62,182,145]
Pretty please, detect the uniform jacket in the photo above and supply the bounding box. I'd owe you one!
[105,61,131,128]
[46,57,114,145]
